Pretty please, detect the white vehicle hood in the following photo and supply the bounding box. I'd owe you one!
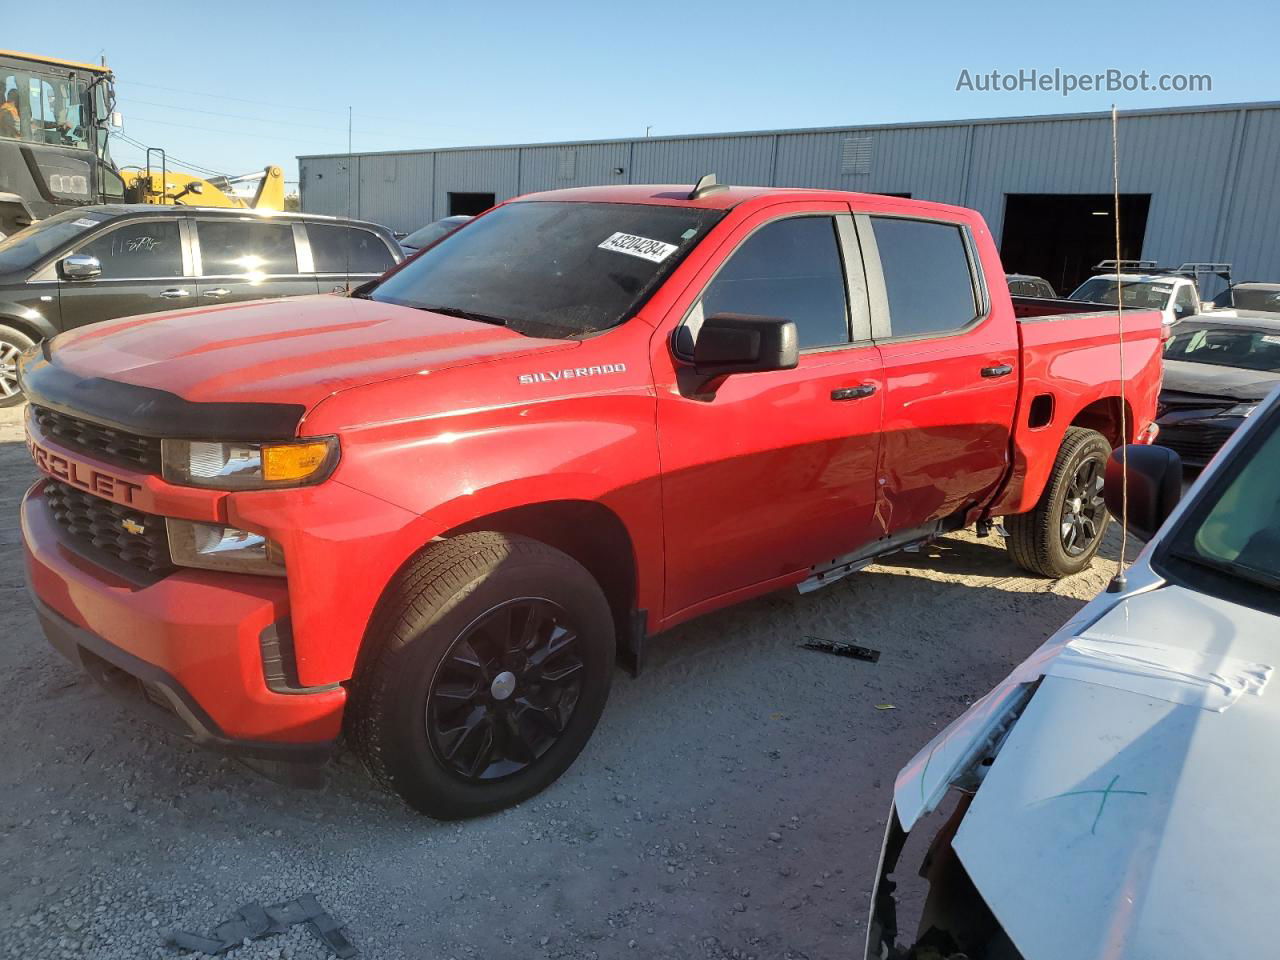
[895,582,1279,960]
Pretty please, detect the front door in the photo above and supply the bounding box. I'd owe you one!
[654,206,885,619]
[192,218,318,306]
[57,216,192,327]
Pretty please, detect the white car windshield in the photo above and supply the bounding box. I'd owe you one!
[1069,277,1173,310]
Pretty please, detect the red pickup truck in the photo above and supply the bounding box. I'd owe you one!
[18,182,1164,818]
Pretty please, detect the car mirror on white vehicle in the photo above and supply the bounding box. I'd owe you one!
[60,254,101,280]
[692,313,799,377]
[1104,444,1183,542]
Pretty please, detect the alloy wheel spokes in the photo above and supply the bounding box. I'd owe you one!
[1061,455,1108,557]
[426,598,585,782]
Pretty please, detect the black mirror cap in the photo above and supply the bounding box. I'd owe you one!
[1104,444,1183,542]
[692,313,799,377]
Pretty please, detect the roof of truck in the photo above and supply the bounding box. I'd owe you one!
[0,50,112,74]
[511,183,977,220]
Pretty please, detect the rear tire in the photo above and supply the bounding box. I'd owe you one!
[1006,427,1112,578]
[0,324,34,408]
[347,532,615,819]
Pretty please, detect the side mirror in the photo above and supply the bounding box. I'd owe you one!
[692,313,799,377]
[1103,444,1183,542]
[60,254,101,280]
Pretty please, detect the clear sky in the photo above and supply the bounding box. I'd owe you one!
[8,0,1275,190]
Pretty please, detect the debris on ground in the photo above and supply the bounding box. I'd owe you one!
[874,704,896,711]
[797,636,881,663]
[165,894,357,957]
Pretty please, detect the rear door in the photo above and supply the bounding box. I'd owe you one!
[192,217,317,306]
[304,222,400,293]
[654,204,885,617]
[56,216,192,328]
[863,213,1018,534]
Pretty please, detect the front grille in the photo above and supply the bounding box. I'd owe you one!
[44,479,175,576]
[1157,424,1235,465]
[32,406,161,473]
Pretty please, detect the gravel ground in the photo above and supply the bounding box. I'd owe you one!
[0,401,1136,959]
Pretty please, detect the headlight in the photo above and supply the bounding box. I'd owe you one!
[166,518,286,576]
[161,437,338,490]
[1220,403,1258,419]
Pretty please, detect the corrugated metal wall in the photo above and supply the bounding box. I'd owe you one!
[299,103,1280,281]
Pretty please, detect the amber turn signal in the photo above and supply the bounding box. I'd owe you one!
[262,440,335,484]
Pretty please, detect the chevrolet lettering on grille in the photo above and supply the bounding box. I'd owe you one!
[26,438,143,505]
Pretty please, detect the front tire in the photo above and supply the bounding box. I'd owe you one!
[0,324,34,408]
[1006,427,1112,577]
[347,532,615,819]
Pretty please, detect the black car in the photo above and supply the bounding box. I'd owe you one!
[1156,313,1280,467]
[1211,282,1280,314]
[1006,273,1056,298]
[0,205,403,405]
[399,215,473,254]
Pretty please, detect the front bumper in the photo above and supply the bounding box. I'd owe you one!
[22,482,345,760]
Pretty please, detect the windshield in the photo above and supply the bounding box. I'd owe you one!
[0,209,110,272]
[371,201,725,338]
[401,218,468,250]
[1165,324,1280,373]
[1069,277,1174,310]
[1230,288,1280,313]
[1165,400,1280,595]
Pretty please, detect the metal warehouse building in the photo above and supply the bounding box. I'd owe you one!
[300,100,1280,294]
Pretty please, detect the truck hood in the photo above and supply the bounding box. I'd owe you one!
[1161,359,1280,402]
[46,295,578,412]
[896,583,1278,960]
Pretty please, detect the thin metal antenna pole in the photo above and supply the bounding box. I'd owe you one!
[1108,104,1130,593]
[345,105,353,292]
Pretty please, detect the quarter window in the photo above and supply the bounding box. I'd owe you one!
[72,220,183,279]
[695,216,850,350]
[307,224,395,274]
[872,218,979,338]
[197,221,298,276]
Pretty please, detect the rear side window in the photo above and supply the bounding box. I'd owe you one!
[698,216,850,349]
[307,224,395,274]
[197,221,297,276]
[73,220,183,279]
[873,218,978,338]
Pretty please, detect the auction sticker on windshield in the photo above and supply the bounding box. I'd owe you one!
[598,232,678,263]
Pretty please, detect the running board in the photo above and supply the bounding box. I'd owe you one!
[797,522,944,594]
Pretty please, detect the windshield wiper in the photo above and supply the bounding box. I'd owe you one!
[415,304,509,327]
[1169,548,1280,591]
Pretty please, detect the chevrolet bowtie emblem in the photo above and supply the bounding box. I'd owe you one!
[121,518,146,536]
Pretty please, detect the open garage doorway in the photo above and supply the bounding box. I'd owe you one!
[448,192,496,216]
[1000,193,1150,296]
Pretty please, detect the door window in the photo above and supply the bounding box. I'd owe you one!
[1173,284,1198,319]
[197,221,298,276]
[307,223,395,274]
[872,217,979,338]
[72,220,183,279]
[692,216,850,350]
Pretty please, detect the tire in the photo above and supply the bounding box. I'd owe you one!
[347,532,615,819]
[1006,427,1112,578]
[0,324,34,408]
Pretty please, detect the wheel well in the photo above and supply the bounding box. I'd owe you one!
[1070,396,1135,447]
[444,500,638,639]
[0,313,52,343]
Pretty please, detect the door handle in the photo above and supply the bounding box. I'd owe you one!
[981,363,1014,378]
[202,288,231,298]
[831,384,877,401]
[159,288,191,299]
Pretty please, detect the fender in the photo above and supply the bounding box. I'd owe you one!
[0,300,58,341]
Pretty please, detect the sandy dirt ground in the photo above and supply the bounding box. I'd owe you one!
[0,401,1136,959]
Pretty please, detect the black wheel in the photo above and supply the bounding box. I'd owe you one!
[347,532,615,819]
[0,324,33,408]
[1006,427,1112,577]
